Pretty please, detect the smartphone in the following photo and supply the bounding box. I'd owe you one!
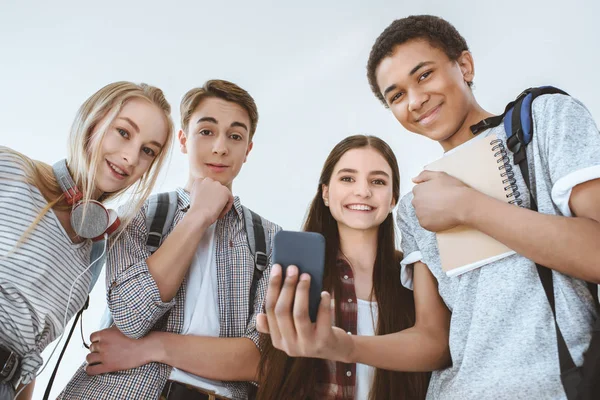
[272,230,326,322]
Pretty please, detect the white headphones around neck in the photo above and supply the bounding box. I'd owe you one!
[52,159,120,241]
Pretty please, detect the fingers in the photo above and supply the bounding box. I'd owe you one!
[315,291,333,334]
[256,314,270,334]
[412,170,441,184]
[273,265,300,346]
[264,264,284,344]
[85,362,107,376]
[89,341,101,353]
[86,352,102,366]
[292,273,313,341]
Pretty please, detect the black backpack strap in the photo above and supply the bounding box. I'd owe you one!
[146,191,178,254]
[242,206,269,314]
[43,297,88,400]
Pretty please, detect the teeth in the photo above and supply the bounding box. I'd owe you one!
[347,204,373,211]
[108,162,126,176]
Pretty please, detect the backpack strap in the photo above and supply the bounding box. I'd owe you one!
[242,205,269,314]
[146,191,179,254]
[87,239,107,293]
[498,86,596,399]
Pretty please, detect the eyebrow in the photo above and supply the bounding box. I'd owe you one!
[118,117,140,133]
[382,61,435,98]
[337,168,390,178]
[197,117,248,132]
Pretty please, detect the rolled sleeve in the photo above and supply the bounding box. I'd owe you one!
[106,203,175,339]
[533,95,600,216]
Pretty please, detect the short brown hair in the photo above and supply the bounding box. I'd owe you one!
[180,79,259,139]
[367,15,471,106]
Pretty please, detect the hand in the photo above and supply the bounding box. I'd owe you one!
[256,264,354,363]
[189,177,234,225]
[85,326,158,375]
[411,170,473,232]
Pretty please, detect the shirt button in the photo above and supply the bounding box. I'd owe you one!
[343,275,349,280]
[348,298,353,303]
[346,371,352,377]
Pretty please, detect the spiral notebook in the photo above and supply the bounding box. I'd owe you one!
[425,133,518,277]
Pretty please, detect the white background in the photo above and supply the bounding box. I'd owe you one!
[1,0,599,398]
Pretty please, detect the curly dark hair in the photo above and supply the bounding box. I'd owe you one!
[367,15,471,106]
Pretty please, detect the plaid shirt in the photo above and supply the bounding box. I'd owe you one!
[314,258,360,400]
[60,188,281,400]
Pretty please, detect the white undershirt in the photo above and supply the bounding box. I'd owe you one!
[168,223,232,398]
[355,299,378,400]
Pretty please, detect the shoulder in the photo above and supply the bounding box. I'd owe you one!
[253,212,282,235]
[240,204,282,236]
[0,146,29,175]
[532,92,592,123]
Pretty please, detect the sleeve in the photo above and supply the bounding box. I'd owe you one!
[398,196,423,291]
[532,94,600,217]
[243,222,282,350]
[106,203,176,339]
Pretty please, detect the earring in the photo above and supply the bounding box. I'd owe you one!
[324,199,329,207]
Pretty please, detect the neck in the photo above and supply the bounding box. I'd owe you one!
[439,100,494,152]
[337,224,378,273]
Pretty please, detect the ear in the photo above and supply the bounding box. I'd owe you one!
[390,197,397,214]
[243,141,254,163]
[322,184,329,206]
[178,129,188,154]
[457,50,475,84]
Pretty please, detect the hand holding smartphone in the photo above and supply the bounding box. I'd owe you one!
[272,230,326,322]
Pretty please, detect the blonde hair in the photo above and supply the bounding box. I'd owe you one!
[180,79,259,140]
[9,81,174,243]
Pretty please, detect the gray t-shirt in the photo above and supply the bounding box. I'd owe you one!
[399,94,600,400]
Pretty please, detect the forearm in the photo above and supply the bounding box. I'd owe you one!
[147,211,210,302]
[150,333,260,381]
[462,189,600,282]
[348,325,450,372]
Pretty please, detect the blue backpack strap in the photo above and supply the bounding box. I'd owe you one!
[504,86,569,192]
[87,239,107,293]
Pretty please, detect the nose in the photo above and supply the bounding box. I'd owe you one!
[408,89,428,113]
[354,181,372,198]
[212,134,228,156]
[122,142,140,168]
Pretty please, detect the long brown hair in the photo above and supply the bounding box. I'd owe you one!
[257,135,430,400]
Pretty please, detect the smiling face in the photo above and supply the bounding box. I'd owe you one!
[375,39,478,149]
[322,147,395,233]
[92,98,168,194]
[179,97,253,190]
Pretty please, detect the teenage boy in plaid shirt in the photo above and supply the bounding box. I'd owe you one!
[60,80,280,400]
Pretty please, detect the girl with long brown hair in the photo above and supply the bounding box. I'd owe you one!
[257,135,430,400]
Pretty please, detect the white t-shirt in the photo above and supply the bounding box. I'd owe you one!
[355,299,378,400]
[168,223,232,398]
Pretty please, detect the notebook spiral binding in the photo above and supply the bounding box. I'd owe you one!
[490,139,523,206]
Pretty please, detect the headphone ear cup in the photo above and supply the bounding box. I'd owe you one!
[92,209,120,241]
[71,200,109,240]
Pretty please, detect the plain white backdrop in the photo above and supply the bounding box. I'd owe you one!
[1,0,599,398]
